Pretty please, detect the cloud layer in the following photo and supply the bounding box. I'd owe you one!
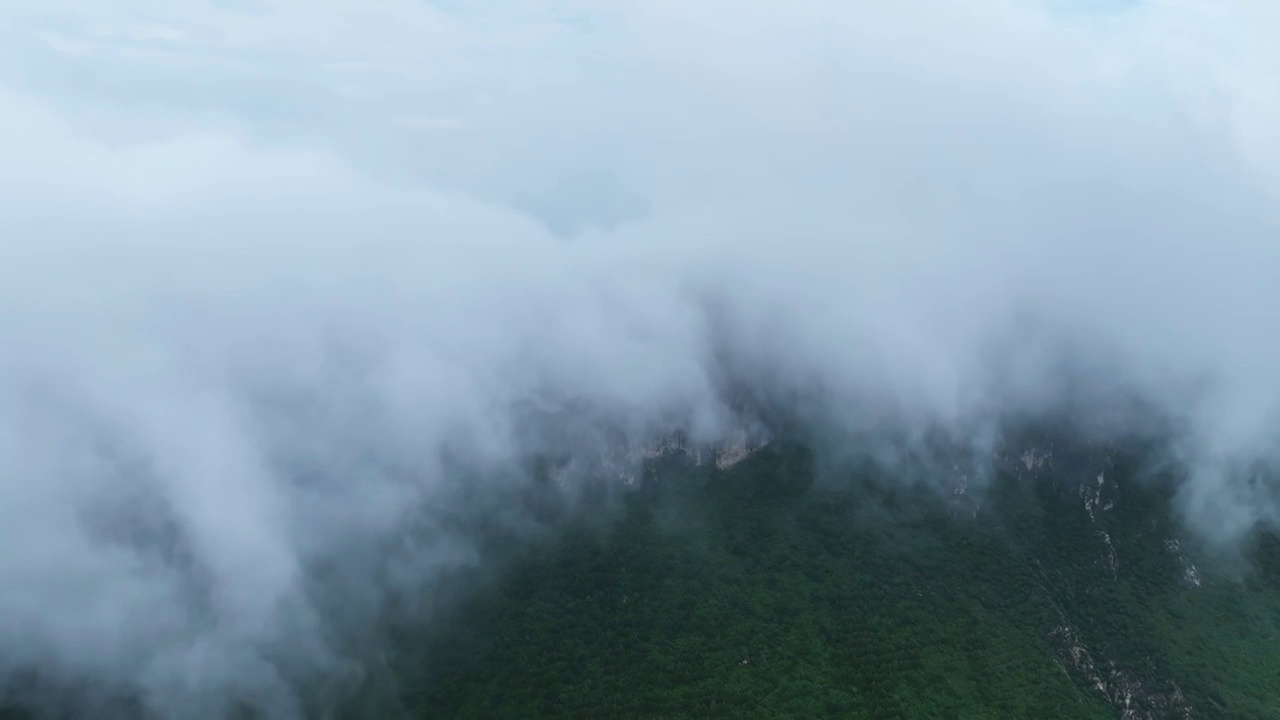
[2,1,1280,716]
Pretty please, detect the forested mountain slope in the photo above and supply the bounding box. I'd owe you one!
[407,433,1280,719]
[5,430,1277,720]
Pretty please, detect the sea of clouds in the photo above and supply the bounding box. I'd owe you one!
[2,1,1279,717]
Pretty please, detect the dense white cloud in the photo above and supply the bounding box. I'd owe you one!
[2,1,1279,717]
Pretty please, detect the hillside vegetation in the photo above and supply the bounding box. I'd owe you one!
[410,437,1280,719]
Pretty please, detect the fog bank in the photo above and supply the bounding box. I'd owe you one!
[2,1,1279,716]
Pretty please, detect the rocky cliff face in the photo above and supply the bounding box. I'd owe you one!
[1048,624,1195,720]
[640,426,770,473]
[532,420,771,491]
[999,436,1207,719]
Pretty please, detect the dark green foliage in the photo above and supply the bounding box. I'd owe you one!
[408,438,1280,719]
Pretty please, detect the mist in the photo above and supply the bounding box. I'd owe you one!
[2,1,1279,717]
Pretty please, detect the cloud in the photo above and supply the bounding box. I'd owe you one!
[2,1,1279,716]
